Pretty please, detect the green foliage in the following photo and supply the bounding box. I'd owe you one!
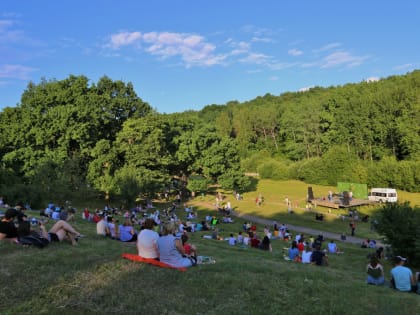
[257,158,289,180]
[217,169,252,192]
[241,150,272,172]
[373,202,420,266]
[186,175,210,194]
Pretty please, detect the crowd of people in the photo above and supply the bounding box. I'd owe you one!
[1,194,420,293]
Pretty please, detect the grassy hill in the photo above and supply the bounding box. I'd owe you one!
[1,180,420,314]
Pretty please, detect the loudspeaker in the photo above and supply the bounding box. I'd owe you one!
[308,187,314,201]
[343,191,350,205]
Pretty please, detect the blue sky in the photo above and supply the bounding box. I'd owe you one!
[1,1,419,114]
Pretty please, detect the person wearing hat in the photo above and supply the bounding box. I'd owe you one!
[0,208,19,243]
[390,255,417,292]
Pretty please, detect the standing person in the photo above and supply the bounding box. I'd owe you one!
[137,218,159,259]
[390,256,417,292]
[350,220,356,236]
[157,222,196,268]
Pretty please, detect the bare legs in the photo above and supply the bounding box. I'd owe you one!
[48,220,81,245]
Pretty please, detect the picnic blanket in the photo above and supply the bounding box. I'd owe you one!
[121,253,187,272]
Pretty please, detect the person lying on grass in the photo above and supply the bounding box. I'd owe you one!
[38,219,84,246]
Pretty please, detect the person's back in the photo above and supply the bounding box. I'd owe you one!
[119,220,136,242]
[137,222,159,259]
[391,256,414,292]
[328,241,337,253]
[301,246,313,264]
[157,223,193,268]
[96,217,107,236]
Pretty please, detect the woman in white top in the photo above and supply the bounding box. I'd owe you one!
[137,218,159,259]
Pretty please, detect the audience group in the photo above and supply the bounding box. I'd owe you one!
[1,195,420,294]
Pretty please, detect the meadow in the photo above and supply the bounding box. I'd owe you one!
[1,180,420,314]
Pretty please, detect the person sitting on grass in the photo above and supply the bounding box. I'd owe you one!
[327,240,343,254]
[311,244,329,266]
[301,245,313,264]
[137,218,160,260]
[157,222,196,268]
[119,218,137,242]
[390,255,418,293]
[259,235,272,252]
[366,255,384,285]
[288,241,300,262]
[228,233,237,246]
[0,208,19,244]
[181,233,197,257]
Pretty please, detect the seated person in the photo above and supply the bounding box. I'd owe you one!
[137,218,159,259]
[243,232,251,246]
[0,208,19,244]
[228,233,237,246]
[250,233,260,248]
[259,235,272,252]
[119,219,137,242]
[366,256,384,285]
[301,246,313,264]
[181,234,197,257]
[327,240,342,254]
[107,216,119,239]
[96,214,109,236]
[157,222,196,268]
[311,245,328,266]
[288,241,300,261]
[390,255,417,292]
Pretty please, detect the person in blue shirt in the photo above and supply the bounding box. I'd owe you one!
[390,255,417,292]
[288,241,300,261]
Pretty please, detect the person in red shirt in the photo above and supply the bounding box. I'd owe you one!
[181,233,197,257]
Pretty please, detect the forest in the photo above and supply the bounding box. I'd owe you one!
[0,71,419,208]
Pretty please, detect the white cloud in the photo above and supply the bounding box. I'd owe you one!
[0,64,37,80]
[298,86,314,92]
[239,52,271,65]
[364,77,380,82]
[393,63,415,71]
[314,42,342,53]
[321,51,368,68]
[109,31,142,49]
[288,48,303,56]
[107,31,227,67]
[0,18,24,42]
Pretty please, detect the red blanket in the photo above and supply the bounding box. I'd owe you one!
[121,253,187,272]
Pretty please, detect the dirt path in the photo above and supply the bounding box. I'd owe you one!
[231,211,366,245]
[192,199,377,246]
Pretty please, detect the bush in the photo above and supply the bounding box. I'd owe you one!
[373,202,420,266]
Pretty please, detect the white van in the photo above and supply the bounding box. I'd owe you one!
[368,188,398,203]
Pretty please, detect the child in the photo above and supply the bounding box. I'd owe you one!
[181,234,197,257]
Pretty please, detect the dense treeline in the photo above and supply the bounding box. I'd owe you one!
[1,71,419,207]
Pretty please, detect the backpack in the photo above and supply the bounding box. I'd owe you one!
[19,233,50,248]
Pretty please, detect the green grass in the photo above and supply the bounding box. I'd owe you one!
[2,180,420,314]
